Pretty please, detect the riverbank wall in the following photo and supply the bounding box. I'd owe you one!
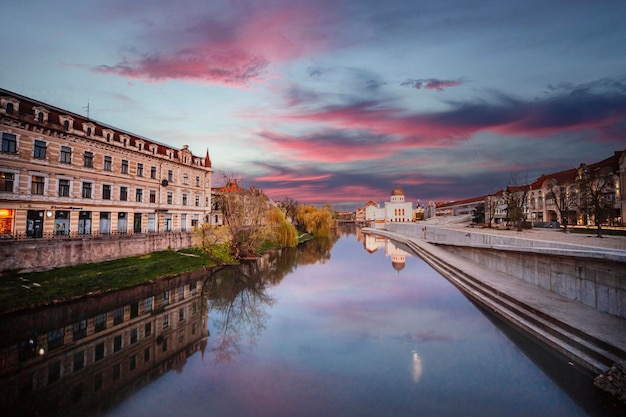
[0,232,195,273]
[386,223,626,319]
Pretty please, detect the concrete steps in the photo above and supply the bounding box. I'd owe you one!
[370,229,626,376]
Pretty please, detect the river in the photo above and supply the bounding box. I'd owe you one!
[0,226,621,416]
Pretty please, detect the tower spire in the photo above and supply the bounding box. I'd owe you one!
[204,148,212,168]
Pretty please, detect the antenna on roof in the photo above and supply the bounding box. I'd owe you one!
[83,100,90,119]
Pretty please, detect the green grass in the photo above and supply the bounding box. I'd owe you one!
[0,248,216,313]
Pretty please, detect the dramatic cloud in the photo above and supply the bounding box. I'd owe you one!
[401,78,464,91]
[92,1,330,85]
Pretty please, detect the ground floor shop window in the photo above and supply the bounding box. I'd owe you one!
[134,213,142,233]
[99,212,110,234]
[78,211,92,235]
[148,213,155,232]
[0,208,14,236]
[27,210,44,238]
[54,211,70,235]
[118,212,127,234]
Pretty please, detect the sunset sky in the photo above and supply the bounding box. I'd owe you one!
[3,0,626,210]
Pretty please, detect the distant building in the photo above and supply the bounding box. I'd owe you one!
[361,186,414,228]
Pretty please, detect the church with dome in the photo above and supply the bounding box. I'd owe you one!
[362,185,414,228]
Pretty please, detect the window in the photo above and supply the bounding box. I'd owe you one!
[179,308,185,322]
[73,320,87,341]
[195,196,200,207]
[183,173,188,184]
[94,342,105,361]
[136,188,143,202]
[149,190,156,203]
[0,172,14,192]
[56,179,70,197]
[145,296,153,311]
[48,361,61,384]
[104,156,112,171]
[130,302,139,318]
[192,214,199,227]
[60,146,71,164]
[121,160,129,174]
[73,351,85,372]
[178,285,185,301]
[82,182,92,199]
[167,170,173,182]
[182,194,188,206]
[94,313,107,332]
[144,347,151,362]
[83,151,93,168]
[113,307,124,325]
[162,290,170,306]
[129,354,137,371]
[112,363,121,380]
[120,186,128,201]
[113,335,122,352]
[196,176,200,187]
[150,166,157,179]
[137,163,144,177]
[102,184,111,200]
[94,373,103,391]
[31,176,45,195]
[33,140,47,159]
[163,314,169,329]
[6,103,13,114]
[2,132,17,153]
[145,322,152,337]
[63,120,70,131]
[47,328,64,351]
[167,192,172,205]
[130,328,138,344]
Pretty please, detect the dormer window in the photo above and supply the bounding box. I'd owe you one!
[83,122,95,137]
[150,144,157,155]
[1,97,20,115]
[33,106,49,123]
[102,129,114,143]
[120,134,130,147]
[59,115,74,132]
[136,140,145,151]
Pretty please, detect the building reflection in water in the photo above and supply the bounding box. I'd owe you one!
[0,269,211,417]
[411,350,423,383]
[358,230,412,273]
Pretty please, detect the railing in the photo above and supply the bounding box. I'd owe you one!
[0,229,195,241]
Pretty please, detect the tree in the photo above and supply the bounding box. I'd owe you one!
[503,175,529,231]
[576,163,615,237]
[471,202,485,225]
[295,204,334,237]
[267,206,299,248]
[216,181,273,259]
[547,179,574,232]
[277,197,299,223]
[193,223,236,264]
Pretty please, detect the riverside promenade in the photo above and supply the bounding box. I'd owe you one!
[362,221,626,402]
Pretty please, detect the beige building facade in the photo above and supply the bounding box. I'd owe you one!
[0,88,212,239]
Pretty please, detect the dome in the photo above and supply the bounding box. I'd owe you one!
[391,185,404,196]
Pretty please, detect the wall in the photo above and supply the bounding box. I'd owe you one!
[0,232,195,272]
[386,223,626,319]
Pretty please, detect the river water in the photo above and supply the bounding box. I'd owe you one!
[0,227,621,416]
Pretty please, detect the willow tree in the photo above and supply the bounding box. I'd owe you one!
[267,206,298,247]
[295,204,334,237]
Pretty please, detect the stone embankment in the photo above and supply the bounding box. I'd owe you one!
[363,222,626,403]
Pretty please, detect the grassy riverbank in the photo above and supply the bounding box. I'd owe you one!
[0,248,216,313]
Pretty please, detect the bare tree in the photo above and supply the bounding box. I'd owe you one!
[576,163,615,238]
[547,179,574,232]
[503,175,530,231]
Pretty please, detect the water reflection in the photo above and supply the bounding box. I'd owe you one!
[206,235,340,363]
[411,350,423,383]
[0,270,211,417]
[357,229,412,273]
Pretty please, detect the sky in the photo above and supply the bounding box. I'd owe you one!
[2,0,626,210]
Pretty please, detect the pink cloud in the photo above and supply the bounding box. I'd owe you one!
[93,3,329,86]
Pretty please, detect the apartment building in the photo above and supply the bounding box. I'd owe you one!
[0,88,212,239]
